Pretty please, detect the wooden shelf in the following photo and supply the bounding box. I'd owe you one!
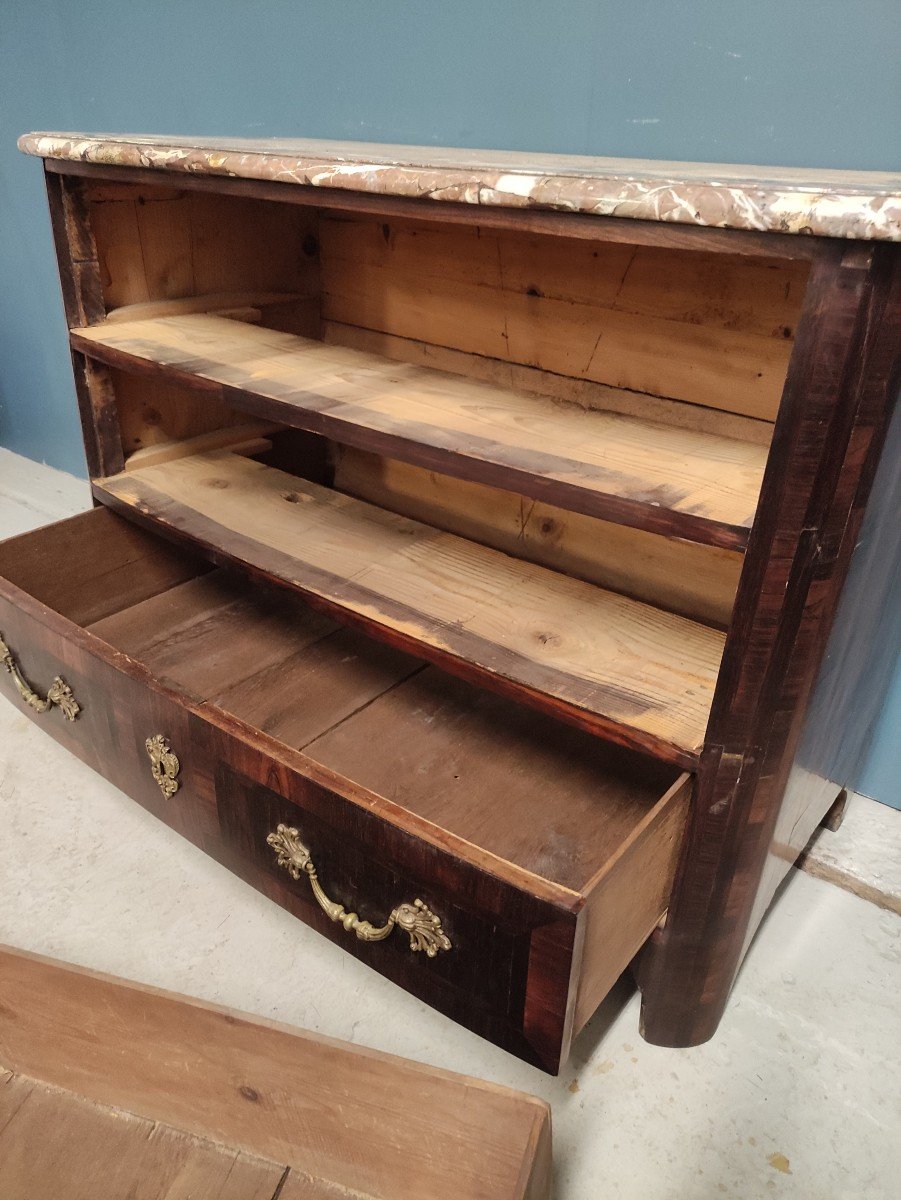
[102,290,311,324]
[73,313,767,551]
[94,448,726,766]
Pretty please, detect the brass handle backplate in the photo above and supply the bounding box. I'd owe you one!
[146,734,180,798]
[0,632,80,720]
[266,824,451,957]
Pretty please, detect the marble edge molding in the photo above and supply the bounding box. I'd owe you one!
[18,132,901,242]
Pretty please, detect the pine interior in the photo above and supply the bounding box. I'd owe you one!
[74,180,810,671]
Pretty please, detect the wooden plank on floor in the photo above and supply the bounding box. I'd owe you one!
[0,1073,286,1200]
[0,945,552,1200]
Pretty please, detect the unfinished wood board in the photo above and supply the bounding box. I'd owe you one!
[0,1074,285,1200]
[113,367,252,456]
[74,312,768,548]
[88,565,681,891]
[123,420,277,471]
[91,569,683,889]
[104,290,310,323]
[0,506,204,627]
[86,187,317,311]
[88,569,340,700]
[214,624,427,750]
[304,665,685,893]
[320,214,807,420]
[95,449,726,763]
[322,320,776,446]
[0,945,551,1200]
[89,568,424,725]
[335,448,743,625]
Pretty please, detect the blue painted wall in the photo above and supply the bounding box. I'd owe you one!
[858,671,901,808]
[1,1,899,803]
[846,392,901,810]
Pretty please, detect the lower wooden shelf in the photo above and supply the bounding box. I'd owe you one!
[94,447,726,766]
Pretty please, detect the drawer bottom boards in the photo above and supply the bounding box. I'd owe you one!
[0,509,690,1072]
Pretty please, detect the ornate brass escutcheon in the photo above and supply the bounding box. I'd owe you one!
[145,734,180,798]
[266,823,452,957]
[0,633,80,720]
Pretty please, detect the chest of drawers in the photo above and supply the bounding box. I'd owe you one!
[7,133,899,1071]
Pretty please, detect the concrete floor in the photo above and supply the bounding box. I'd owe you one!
[1,448,899,1200]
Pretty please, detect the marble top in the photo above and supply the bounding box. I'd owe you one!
[19,131,901,242]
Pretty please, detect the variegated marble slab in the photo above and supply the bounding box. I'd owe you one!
[19,132,901,242]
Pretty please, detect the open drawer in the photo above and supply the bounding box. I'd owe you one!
[0,507,690,1072]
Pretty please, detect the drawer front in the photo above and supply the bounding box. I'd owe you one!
[0,588,219,853]
[0,582,579,1072]
[211,744,580,1072]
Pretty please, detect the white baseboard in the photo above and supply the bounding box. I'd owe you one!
[0,447,92,538]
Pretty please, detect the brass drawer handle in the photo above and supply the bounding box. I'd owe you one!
[266,824,452,957]
[146,734,180,798]
[0,632,80,720]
